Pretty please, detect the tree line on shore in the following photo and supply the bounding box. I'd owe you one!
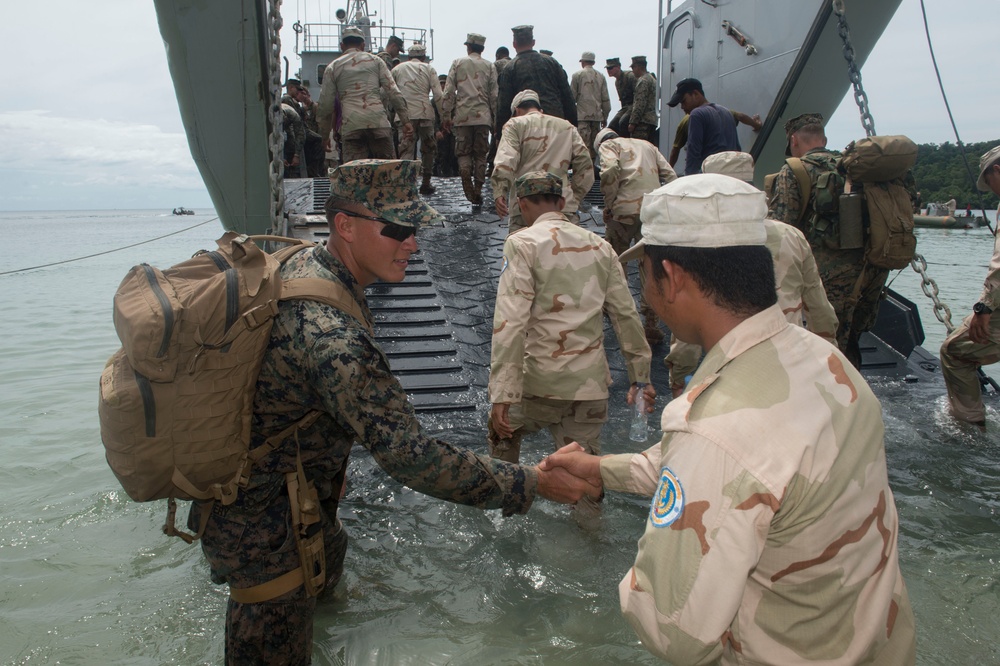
[912,139,1000,210]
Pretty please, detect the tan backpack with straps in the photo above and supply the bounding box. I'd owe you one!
[99,232,370,544]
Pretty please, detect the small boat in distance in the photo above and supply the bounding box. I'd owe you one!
[171,207,195,215]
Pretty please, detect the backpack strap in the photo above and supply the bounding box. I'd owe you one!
[785,157,811,225]
[281,277,374,336]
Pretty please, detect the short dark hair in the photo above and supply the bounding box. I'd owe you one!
[646,244,776,317]
[516,99,541,111]
[468,43,485,54]
[324,195,365,227]
[496,46,510,58]
[342,35,364,49]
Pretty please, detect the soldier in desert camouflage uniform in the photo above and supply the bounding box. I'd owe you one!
[491,90,593,233]
[666,151,837,395]
[940,145,1000,425]
[441,32,498,206]
[543,174,916,665]
[570,51,611,162]
[593,127,676,344]
[627,56,657,144]
[317,27,412,163]
[392,43,443,194]
[767,113,887,368]
[189,160,597,665]
[605,57,635,138]
[488,171,653,516]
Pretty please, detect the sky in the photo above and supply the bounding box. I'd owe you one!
[1,0,997,211]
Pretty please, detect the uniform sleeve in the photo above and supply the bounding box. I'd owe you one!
[487,63,499,126]
[619,432,776,664]
[379,58,411,125]
[569,127,596,201]
[600,73,612,122]
[979,230,1000,310]
[317,63,338,139]
[428,65,444,117]
[598,143,622,210]
[491,122,520,202]
[600,444,662,495]
[570,70,581,103]
[664,339,702,390]
[656,151,678,185]
[603,257,652,384]
[489,239,534,404]
[307,323,537,516]
[441,62,458,123]
[766,166,802,229]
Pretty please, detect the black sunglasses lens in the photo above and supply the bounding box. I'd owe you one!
[380,222,415,241]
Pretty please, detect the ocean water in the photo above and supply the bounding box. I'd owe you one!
[0,209,998,665]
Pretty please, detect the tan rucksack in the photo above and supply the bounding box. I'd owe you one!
[99,232,370,542]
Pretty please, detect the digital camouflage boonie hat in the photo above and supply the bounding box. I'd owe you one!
[329,159,442,228]
[784,112,824,156]
[515,171,563,198]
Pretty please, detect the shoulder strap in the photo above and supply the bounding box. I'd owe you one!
[281,277,374,336]
[785,157,811,225]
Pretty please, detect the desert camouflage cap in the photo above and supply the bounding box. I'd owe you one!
[594,127,618,153]
[387,35,404,48]
[341,26,364,41]
[605,57,621,68]
[580,51,596,62]
[464,33,486,46]
[407,43,426,57]
[977,145,1000,191]
[701,151,755,183]
[618,174,767,263]
[515,171,563,198]
[512,25,534,41]
[329,159,442,228]
[511,89,540,112]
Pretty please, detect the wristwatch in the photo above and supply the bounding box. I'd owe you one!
[973,302,993,315]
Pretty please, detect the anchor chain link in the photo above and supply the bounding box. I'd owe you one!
[834,0,959,339]
[267,0,285,235]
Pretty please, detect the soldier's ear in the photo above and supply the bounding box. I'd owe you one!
[332,211,357,241]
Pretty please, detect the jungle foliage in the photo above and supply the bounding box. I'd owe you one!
[912,140,1000,210]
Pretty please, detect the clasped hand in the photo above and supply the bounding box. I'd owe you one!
[535,442,604,504]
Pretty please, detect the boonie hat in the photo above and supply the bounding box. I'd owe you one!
[329,159,442,228]
[407,43,426,57]
[464,33,486,47]
[580,51,596,62]
[341,26,364,41]
[783,112,824,156]
[666,78,703,108]
[511,89,540,112]
[605,57,621,69]
[617,174,767,263]
[977,145,1000,192]
[701,151,755,183]
[515,171,563,198]
[593,127,618,153]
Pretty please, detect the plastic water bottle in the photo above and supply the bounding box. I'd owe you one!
[629,383,650,442]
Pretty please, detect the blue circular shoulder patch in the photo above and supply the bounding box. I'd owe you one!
[650,466,684,528]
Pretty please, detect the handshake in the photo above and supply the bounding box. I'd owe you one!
[534,442,605,504]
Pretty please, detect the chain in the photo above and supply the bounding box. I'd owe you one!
[910,252,956,333]
[832,0,877,138]
[267,0,285,234]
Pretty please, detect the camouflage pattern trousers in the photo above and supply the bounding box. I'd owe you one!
[940,312,1000,423]
[397,119,436,177]
[576,120,602,162]
[814,248,889,368]
[191,474,349,665]
[605,215,656,320]
[453,125,490,184]
[341,127,396,163]
[608,106,632,137]
[629,123,656,144]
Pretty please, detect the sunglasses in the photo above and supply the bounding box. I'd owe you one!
[330,209,416,241]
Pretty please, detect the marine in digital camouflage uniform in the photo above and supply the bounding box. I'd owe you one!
[317,27,412,163]
[544,174,916,665]
[627,56,657,143]
[594,127,676,344]
[189,160,596,665]
[940,145,1000,425]
[281,102,306,178]
[495,25,578,136]
[376,34,404,69]
[491,89,593,233]
[767,113,887,368]
[441,32,498,206]
[391,43,442,194]
[489,171,652,517]
[605,57,635,138]
[570,51,611,162]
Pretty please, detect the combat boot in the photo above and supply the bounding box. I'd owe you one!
[472,179,484,206]
[461,175,475,203]
[419,173,436,195]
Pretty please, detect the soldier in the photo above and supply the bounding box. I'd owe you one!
[376,34,404,69]
[282,78,304,112]
[487,46,513,175]
[280,101,306,178]
[433,73,460,178]
[665,77,741,175]
[605,57,636,138]
[491,89,593,234]
[665,151,838,396]
[392,43,443,194]
[488,171,653,520]
[189,160,598,665]
[593,127,676,344]
[317,27,412,163]
[940,145,1000,426]
[541,174,916,665]
[767,112,886,368]
[571,51,612,162]
[441,32,498,207]
[494,46,511,76]
[627,56,657,144]
[296,87,326,178]
[495,25,577,136]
